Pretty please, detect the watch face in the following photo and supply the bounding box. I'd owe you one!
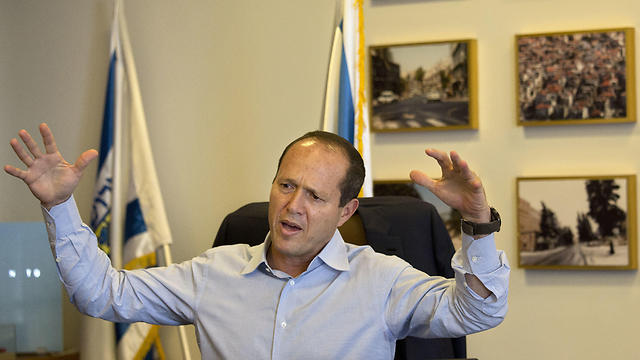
[490,207,501,222]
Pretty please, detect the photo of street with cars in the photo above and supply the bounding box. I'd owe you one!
[369,39,477,131]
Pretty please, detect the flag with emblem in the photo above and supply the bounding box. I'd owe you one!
[89,2,172,359]
[321,0,372,197]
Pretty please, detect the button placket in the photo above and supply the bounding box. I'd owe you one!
[278,279,296,330]
[272,278,297,359]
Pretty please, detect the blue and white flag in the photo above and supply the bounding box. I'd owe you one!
[322,0,372,197]
[85,8,122,360]
[89,3,172,360]
[91,13,119,257]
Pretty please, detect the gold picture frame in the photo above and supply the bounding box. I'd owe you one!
[516,27,636,126]
[517,175,637,270]
[369,39,478,132]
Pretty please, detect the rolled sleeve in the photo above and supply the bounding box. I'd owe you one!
[452,231,510,309]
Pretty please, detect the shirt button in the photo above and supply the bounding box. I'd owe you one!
[55,257,61,263]
[280,321,287,329]
[471,256,479,263]
[288,279,295,286]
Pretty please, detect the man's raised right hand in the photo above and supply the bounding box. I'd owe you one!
[4,123,98,210]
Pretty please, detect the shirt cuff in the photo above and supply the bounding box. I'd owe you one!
[452,232,510,302]
[459,232,501,275]
[41,195,83,239]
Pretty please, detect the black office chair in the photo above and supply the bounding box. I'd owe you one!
[213,196,468,359]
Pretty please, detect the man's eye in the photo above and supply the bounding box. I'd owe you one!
[280,183,292,190]
[311,193,322,201]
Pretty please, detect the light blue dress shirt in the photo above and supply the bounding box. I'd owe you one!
[43,196,509,360]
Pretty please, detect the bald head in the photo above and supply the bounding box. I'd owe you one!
[276,131,365,206]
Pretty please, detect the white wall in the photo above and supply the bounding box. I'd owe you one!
[368,0,640,359]
[1,1,639,359]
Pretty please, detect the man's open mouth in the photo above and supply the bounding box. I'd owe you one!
[281,220,302,232]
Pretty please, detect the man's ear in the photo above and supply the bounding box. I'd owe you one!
[337,198,359,227]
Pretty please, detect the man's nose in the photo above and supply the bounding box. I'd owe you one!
[286,189,305,214]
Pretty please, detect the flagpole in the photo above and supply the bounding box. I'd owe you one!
[161,245,192,360]
[111,0,124,270]
[320,0,344,131]
[117,5,192,360]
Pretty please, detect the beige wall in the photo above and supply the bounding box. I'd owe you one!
[2,0,639,359]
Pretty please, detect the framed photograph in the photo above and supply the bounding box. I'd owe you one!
[369,39,478,132]
[517,175,637,270]
[373,180,462,250]
[516,28,636,126]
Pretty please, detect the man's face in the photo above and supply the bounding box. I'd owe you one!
[268,140,357,269]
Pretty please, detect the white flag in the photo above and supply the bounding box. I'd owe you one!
[322,0,373,197]
[88,2,170,359]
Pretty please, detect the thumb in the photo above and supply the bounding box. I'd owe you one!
[410,170,435,190]
[74,149,99,172]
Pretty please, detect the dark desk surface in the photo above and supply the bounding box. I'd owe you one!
[15,352,79,360]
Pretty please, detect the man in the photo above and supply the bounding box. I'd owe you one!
[5,124,509,359]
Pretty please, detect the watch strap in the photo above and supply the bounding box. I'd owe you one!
[461,207,501,235]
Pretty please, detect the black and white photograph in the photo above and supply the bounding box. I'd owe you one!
[516,28,636,126]
[517,175,637,270]
[373,180,462,250]
[369,39,477,132]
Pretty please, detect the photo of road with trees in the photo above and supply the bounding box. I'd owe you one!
[518,177,632,267]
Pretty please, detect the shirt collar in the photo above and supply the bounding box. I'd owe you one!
[240,233,270,275]
[240,229,350,275]
[316,229,350,272]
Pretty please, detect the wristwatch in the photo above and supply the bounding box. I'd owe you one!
[461,207,501,236]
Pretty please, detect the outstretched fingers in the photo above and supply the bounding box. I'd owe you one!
[39,123,60,154]
[411,148,451,191]
[9,138,34,167]
[409,169,435,190]
[425,148,452,174]
[18,129,43,159]
[450,151,475,180]
[74,149,99,172]
[4,164,26,180]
